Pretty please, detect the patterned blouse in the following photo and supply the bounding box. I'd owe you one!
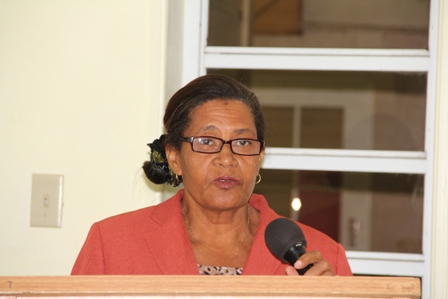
[198,264,243,275]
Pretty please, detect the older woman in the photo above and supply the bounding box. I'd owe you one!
[71,74,352,276]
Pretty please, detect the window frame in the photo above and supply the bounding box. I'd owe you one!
[177,0,439,297]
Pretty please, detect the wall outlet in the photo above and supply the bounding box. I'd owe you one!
[30,174,64,228]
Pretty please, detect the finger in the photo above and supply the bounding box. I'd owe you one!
[293,250,322,270]
[303,259,335,276]
[285,266,299,276]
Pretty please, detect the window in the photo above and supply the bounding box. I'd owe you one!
[176,0,437,297]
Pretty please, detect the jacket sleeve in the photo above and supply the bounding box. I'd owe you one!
[71,223,105,275]
[334,243,352,276]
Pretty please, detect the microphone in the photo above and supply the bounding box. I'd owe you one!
[264,218,314,275]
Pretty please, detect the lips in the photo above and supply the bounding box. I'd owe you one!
[213,176,240,189]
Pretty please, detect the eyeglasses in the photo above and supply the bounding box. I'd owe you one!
[180,136,265,156]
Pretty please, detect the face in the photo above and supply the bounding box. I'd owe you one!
[166,99,264,211]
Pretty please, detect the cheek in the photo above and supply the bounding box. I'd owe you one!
[181,156,210,179]
[242,158,262,176]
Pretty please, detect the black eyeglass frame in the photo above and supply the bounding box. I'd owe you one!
[180,136,265,156]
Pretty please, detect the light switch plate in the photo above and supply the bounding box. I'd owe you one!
[30,174,64,228]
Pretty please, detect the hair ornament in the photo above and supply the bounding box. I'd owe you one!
[148,134,168,168]
[147,134,182,187]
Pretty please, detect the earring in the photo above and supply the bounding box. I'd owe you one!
[169,173,183,187]
[255,174,261,184]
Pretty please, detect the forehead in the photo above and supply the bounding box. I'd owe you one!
[187,99,256,133]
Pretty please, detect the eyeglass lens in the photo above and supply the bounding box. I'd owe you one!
[191,136,262,155]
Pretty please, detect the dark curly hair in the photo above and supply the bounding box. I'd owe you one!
[142,74,265,186]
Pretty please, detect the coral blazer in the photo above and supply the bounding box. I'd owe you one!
[71,190,352,275]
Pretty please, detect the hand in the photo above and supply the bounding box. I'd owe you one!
[285,250,335,276]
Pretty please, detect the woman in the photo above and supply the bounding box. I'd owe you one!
[71,74,352,276]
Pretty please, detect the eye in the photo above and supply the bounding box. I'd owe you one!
[197,137,221,148]
[234,139,252,147]
[197,137,217,146]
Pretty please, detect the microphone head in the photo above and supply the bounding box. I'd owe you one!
[265,218,307,263]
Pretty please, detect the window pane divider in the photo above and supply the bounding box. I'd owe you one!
[206,46,429,56]
[204,46,430,72]
[347,251,424,277]
[262,148,426,174]
[347,251,424,261]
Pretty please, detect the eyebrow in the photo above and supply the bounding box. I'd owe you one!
[200,125,256,136]
[234,128,256,135]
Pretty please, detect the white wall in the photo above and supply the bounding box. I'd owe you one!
[0,0,167,275]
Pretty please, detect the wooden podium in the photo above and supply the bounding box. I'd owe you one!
[0,276,420,299]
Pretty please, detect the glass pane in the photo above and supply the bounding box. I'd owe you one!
[207,69,427,151]
[254,169,424,254]
[208,0,430,49]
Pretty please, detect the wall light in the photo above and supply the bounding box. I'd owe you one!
[291,197,302,211]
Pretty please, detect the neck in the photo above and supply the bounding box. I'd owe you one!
[181,203,251,268]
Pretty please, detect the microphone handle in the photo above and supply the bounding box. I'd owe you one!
[284,243,314,275]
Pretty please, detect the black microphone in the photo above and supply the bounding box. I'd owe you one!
[265,218,314,275]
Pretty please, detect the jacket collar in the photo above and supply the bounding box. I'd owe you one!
[142,190,284,275]
[242,193,285,274]
[143,190,199,274]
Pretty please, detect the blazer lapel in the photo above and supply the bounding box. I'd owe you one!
[243,221,284,274]
[243,194,285,274]
[143,191,199,274]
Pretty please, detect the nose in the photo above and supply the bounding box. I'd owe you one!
[214,143,238,167]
